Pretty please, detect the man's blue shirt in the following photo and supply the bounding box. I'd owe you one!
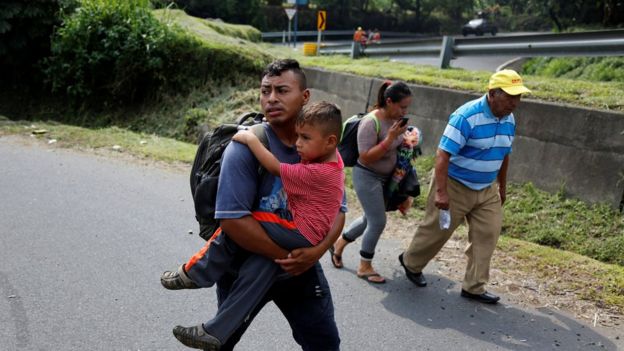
[438,95,515,190]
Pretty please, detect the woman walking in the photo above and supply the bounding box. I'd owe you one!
[331,81,413,283]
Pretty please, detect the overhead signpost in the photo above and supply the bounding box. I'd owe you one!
[317,10,326,54]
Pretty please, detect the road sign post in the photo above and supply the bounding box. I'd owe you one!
[293,4,298,48]
[284,8,297,47]
[317,10,326,55]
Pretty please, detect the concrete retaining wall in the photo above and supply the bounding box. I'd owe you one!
[304,67,624,208]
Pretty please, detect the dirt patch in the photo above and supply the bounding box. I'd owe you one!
[345,193,623,330]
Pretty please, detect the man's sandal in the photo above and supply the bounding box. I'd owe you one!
[328,246,343,269]
[357,272,386,284]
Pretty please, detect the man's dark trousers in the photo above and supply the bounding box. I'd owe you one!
[213,248,341,351]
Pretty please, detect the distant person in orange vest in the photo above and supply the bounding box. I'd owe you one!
[353,27,366,43]
[353,26,368,53]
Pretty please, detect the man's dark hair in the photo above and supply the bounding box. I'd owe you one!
[262,59,307,90]
[297,101,342,138]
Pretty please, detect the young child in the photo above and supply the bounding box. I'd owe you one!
[173,101,345,350]
[231,100,345,253]
[385,126,421,214]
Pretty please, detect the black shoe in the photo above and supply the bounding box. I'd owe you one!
[460,289,500,304]
[173,324,222,351]
[398,253,427,287]
[161,264,199,290]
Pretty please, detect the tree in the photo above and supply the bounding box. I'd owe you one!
[603,0,624,26]
[433,0,473,25]
[173,0,264,27]
[0,0,75,84]
[393,0,422,23]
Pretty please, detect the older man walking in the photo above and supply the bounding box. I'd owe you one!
[399,70,530,304]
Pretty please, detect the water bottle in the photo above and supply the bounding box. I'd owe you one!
[439,209,451,230]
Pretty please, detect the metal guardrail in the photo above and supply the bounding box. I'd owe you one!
[317,29,624,69]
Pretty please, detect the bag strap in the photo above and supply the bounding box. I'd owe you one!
[338,112,381,143]
[364,112,381,135]
[248,123,269,179]
[237,112,264,125]
[249,123,268,148]
[246,123,272,211]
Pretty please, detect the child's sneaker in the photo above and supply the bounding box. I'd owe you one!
[160,264,198,290]
[173,324,221,350]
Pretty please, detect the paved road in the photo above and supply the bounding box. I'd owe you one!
[1,136,622,350]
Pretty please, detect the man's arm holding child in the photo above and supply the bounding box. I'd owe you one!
[233,130,280,176]
[276,211,345,276]
[222,203,345,276]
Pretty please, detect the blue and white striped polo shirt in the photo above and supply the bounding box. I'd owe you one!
[439,95,515,190]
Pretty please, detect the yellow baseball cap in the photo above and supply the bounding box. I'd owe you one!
[488,69,531,95]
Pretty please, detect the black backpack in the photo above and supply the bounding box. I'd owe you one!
[191,112,268,240]
[338,113,380,167]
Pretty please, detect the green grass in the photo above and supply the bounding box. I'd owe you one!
[0,77,260,144]
[128,81,261,142]
[153,9,261,43]
[523,57,624,83]
[0,117,196,163]
[504,182,624,266]
[153,9,268,56]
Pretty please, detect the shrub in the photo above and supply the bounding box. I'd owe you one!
[43,0,269,106]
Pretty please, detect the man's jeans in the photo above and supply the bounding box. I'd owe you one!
[216,258,341,351]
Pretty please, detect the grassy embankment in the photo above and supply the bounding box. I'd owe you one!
[266,50,624,112]
[2,8,622,316]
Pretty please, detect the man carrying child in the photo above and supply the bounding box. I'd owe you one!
[161,59,346,351]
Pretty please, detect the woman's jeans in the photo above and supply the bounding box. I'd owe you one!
[342,165,387,260]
